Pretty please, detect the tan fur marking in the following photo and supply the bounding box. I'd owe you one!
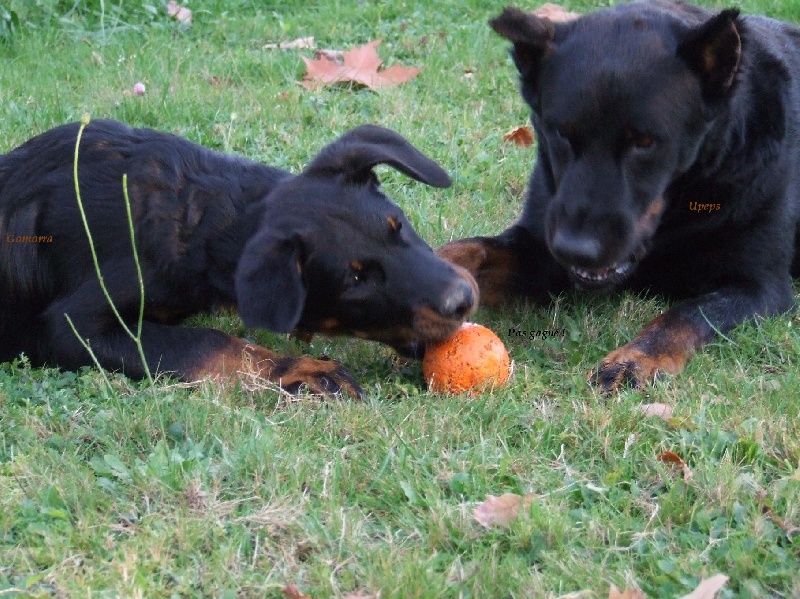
[591,311,705,393]
[437,239,516,307]
[634,196,666,239]
[185,336,360,397]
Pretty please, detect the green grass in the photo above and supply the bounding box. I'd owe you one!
[1,1,800,597]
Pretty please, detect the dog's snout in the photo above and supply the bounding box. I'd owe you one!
[438,276,477,319]
[550,229,603,267]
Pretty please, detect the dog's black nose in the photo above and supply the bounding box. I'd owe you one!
[438,277,477,319]
[550,229,603,267]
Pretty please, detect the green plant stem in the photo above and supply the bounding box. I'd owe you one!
[70,116,154,385]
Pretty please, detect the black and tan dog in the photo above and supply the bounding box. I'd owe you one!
[439,1,800,392]
[0,119,478,396]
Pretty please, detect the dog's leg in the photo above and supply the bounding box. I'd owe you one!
[65,321,361,396]
[589,308,708,393]
[41,264,362,397]
[115,323,363,397]
[590,283,795,393]
[436,225,564,306]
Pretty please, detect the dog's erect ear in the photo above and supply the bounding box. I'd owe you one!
[489,7,555,80]
[235,229,307,333]
[303,124,451,188]
[678,9,742,102]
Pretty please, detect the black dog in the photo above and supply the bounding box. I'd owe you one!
[439,1,800,392]
[0,119,478,396]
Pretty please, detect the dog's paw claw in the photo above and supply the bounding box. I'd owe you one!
[279,357,363,399]
[589,360,643,394]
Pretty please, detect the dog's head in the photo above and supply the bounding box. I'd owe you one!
[491,4,743,289]
[235,125,478,355]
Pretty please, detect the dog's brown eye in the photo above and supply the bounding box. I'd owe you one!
[634,136,654,149]
[349,260,385,285]
[350,260,363,283]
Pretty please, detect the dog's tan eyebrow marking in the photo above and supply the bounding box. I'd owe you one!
[386,215,402,232]
[350,260,363,271]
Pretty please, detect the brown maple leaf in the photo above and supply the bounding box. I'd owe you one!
[532,3,581,23]
[678,574,729,599]
[301,39,420,90]
[609,585,647,599]
[657,450,693,481]
[503,125,535,147]
[282,584,311,599]
[604,574,728,599]
[473,492,535,528]
[264,36,315,50]
[639,402,673,421]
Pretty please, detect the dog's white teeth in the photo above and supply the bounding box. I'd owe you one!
[574,267,608,281]
[572,261,632,282]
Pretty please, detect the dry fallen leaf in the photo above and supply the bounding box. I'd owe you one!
[166,1,192,26]
[207,76,234,87]
[657,450,693,481]
[301,39,420,90]
[608,585,647,599]
[315,49,345,64]
[473,492,535,528]
[264,36,316,50]
[503,125,535,147]
[639,402,673,421]
[678,574,729,599]
[532,3,581,23]
[656,450,683,465]
[761,503,800,538]
[282,584,311,599]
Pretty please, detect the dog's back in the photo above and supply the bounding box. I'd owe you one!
[739,12,800,276]
[627,1,800,276]
[0,120,289,362]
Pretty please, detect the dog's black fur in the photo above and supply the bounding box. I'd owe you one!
[439,0,800,392]
[0,119,478,396]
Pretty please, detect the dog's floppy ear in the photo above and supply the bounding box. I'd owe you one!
[678,9,742,102]
[489,6,555,80]
[303,124,451,188]
[235,229,307,333]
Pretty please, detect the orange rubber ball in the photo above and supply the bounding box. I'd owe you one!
[422,323,511,394]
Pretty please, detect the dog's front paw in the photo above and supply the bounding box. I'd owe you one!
[589,311,703,393]
[589,345,681,394]
[590,347,651,393]
[273,356,364,399]
[188,339,363,398]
